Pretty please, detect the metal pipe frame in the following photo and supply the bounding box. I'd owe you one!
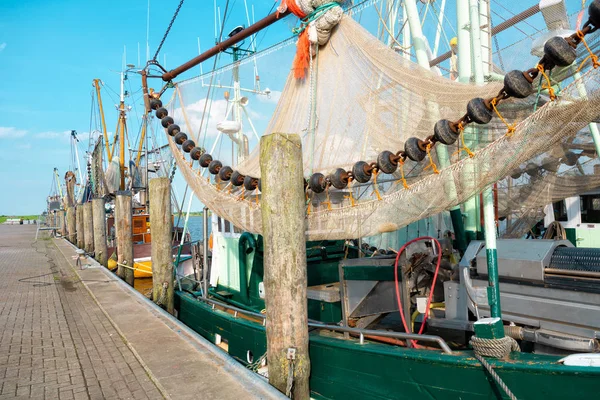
[191,293,453,354]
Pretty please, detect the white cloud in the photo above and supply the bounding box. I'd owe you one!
[0,43,5,52]
[35,130,71,139]
[0,126,27,138]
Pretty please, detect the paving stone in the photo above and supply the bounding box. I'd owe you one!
[0,227,163,400]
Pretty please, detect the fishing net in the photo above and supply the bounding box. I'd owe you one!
[169,15,600,240]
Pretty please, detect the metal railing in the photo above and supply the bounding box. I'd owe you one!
[189,293,453,354]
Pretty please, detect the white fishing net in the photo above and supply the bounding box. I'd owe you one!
[168,15,600,240]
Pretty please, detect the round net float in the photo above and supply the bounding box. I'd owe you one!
[525,162,540,177]
[541,156,559,172]
[231,171,245,186]
[243,176,258,191]
[174,132,188,145]
[510,168,522,180]
[467,98,493,125]
[208,160,222,175]
[199,153,213,168]
[167,124,180,137]
[563,151,579,166]
[181,139,195,153]
[544,36,577,68]
[377,150,398,174]
[504,70,534,99]
[161,116,174,128]
[433,120,459,145]
[156,107,169,119]
[404,137,427,162]
[329,168,349,189]
[150,98,163,110]
[309,173,327,193]
[190,147,204,161]
[589,0,600,29]
[218,166,233,181]
[352,161,372,183]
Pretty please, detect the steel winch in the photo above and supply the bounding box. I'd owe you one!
[432,239,600,354]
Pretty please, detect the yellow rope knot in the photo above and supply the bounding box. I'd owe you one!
[343,180,357,206]
[536,64,556,101]
[372,169,383,200]
[576,30,600,71]
[490,98,517,137]
[323,187,332,210]
[396,158,410,189]
[423,143,440,174]
[451,122,475,158]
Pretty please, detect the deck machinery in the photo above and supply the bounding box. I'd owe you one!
[327,239,600,354]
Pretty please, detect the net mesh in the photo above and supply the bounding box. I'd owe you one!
[169,15,600,240]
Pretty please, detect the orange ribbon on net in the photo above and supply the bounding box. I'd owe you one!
[281,0,311,79]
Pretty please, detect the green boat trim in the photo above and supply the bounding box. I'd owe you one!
[176,291,600,400]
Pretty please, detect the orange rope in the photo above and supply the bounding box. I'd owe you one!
[323,187,332,210]
[397,158,409,189]
[451,122,475,158]
[372,170,382,200]
[490,98,516,137]
[254,189,259,205]
[423,143,440,174]
[536,64,556,101]
[576,30,600,71]
[343,179,357,206]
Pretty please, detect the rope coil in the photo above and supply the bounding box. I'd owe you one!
[470,335,520,359]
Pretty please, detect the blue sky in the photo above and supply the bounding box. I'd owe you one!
[0,0,585,215]
[0,0,291,215]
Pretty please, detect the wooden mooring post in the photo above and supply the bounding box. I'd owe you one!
[92,198,108,267]
[150,177,174,314]
[260,133,310,399]
[76,205,85,249]
[83,202,94,254]
[67,207,76,244]
[115,191,134,286]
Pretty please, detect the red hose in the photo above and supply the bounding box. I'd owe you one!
[393,236,442,346]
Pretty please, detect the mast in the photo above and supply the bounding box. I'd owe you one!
[118,71,127,190]
[93,79,112,162]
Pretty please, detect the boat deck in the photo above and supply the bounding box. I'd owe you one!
[0,225,284,400]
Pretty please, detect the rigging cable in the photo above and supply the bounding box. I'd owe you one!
[153,0,186,61]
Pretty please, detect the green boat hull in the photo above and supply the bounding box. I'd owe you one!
[176,292,600,399]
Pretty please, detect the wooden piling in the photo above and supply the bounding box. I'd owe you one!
[76,205,85,249]
[150,178,174,314]
[259,133,310,398]
[92,198,108,267]
[67,207,76,244]
[83,202,94,254]
[115,191,134,286]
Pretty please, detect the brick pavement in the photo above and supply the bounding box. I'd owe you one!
[0,225,164,400]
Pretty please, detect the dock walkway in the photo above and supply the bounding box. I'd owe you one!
[0,225,283,400]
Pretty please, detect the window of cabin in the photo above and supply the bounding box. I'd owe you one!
[552,200,568,222]
[580,194,600,223]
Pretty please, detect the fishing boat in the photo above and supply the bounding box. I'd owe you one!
[140,0,600,398]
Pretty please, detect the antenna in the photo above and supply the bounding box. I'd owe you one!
[197,37,205,85]
[146,0,151,62]
[123,45,127,70]
[214,0,218,42]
